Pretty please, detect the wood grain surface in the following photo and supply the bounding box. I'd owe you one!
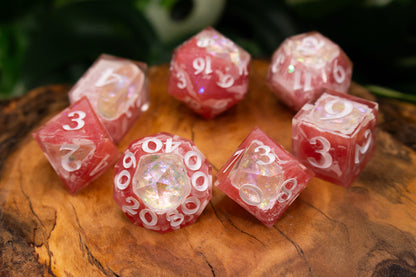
[1,60,416,276]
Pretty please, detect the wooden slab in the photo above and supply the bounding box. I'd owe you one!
[1,60,416,276]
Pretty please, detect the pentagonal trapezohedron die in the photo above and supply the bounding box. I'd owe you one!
[32,97,120,194]
[113,132,212,233]
[215,127,314,227]
[267,31,352,111]
[292,89,378,187]
[168,27,251,119]
[69,54,150,143]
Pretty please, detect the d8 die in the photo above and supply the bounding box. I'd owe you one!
[292,90,378,187]
[32,97,120,194]
[168,27,251,119]
[267,31,352,111]
[215,127,314,227]
[69,54,150,144]
[113,133,212,233]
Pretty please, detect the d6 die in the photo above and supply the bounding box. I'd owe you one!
[113,133,212,233]
[168,27,251,119]
[69,54,150,144]
[267,31,352,111]
[215,127,314,227]
[292,90,378,187]
[32,97,120,194]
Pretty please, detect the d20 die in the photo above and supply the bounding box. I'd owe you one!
[32,97,120,194]
[168,27,251,119]
[113,132,212,233]
[215,127,314,227]
[69,54,150,144]
[292,90,378,188]
[267,31,352,111]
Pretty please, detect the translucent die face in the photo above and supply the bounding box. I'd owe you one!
[133,153,191,213]
[230,141,284,210]
[287,34,340,69]
[96,63,143,120]
[305,93,372,135]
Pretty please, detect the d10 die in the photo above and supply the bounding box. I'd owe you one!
[267,31,352,111]
[32,97,121,194]
[168,27,251,119]
[292,90,378,188]
[69,54,150,144]
[113,132,212,233]
[215,127,314,227]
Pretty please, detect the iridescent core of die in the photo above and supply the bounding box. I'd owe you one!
[97,63,143,120]
[286,35,340,69]
[308,93,372,135]
[230,142,283,210]
[133,154,191,213]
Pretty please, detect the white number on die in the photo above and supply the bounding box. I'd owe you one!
[254,145,276,165]
[307,136,333,169]
[223,149,244,173]
[277,178,297,203]
[239,183,264,206]
[176,71,187,89]
[294,70,313,92]
[297,37,324,55]
[166,210,184,227]
[355,129,372,164]
[63,111,86,131]
[122,196,140,215]
[95,68,123,87]
[193,56,213,75]
[60,144,82,172]
[321,98,353,120]
[333,60,346,84]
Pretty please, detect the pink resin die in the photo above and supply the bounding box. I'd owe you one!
[215,127,314,227]
[32,97,121,195]
[292,90,378,188]
[69,54,150,144]
[267,31,352,111]
[113,132,212,233]
[168,27,251,119]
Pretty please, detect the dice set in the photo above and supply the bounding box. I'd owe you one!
[32,27,378,232]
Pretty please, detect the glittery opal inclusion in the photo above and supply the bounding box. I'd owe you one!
[133,154,191,213]
[292,89,378,187]
[215,127,314,227]
[113,132,212,233]
[168,27,251,119]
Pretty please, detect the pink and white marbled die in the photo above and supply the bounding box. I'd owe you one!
[69,54,149,143]
[32,97,120,194]
[168,27,251,119]
[215,127,314,227]
[267,31,352,111]
[113,132,212,233]
[292,90,378,188]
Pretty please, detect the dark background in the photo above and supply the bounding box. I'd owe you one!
[1,0,415,101]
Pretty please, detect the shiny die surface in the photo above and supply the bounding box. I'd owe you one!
[215,127,314,227]
[267,31,352,111]
[168,27,251,119]
[113,133,212,233]
[69,54,150,143]
[292,90,378,188]
[32,97,120,195]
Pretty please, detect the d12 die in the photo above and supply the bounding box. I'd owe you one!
[69,54,150,144]
[168,27,251,119]
[32,97,121,194]
[113,132,212,233]
[292,90,378,188]
[215,127,314,227]
[267,31,352,111]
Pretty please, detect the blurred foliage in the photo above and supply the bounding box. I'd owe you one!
[0,0,416,101]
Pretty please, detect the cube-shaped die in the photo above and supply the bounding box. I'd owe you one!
[267,31,352,111]
[113,133,212,233]
[292,90,378,187]
[215,127,314,227]
[69,54,149,144]
[168,27,251,119]
[32,97,120,194]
